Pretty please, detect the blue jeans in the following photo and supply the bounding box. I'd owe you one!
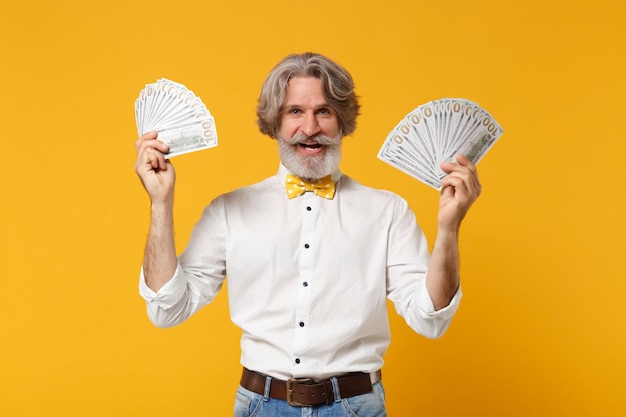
[234,381,386,417]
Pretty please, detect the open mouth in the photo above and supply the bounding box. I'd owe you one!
[299,142,323,150]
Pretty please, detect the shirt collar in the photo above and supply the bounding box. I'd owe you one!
[277,163,342,185]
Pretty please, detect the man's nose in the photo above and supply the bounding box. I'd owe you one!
[301,112,321,137]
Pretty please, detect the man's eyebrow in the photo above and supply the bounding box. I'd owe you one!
[283,103,331,110]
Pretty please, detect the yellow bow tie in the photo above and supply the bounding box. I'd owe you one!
[286,174,335,199]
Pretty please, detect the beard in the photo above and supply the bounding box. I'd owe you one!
[277,132,342,180]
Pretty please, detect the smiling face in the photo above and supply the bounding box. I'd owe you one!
[277,76,343,180]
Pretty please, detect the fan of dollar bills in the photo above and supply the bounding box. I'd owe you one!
[135,78,218,159]
[377,98,503,190]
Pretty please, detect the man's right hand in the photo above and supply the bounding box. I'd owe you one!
[134,131,176,204]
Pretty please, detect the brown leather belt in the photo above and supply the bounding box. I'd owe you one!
[240,368,379,407]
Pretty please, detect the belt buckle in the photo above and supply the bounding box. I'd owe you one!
[286,378,315,407]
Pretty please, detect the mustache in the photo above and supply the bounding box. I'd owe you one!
[280,133,340,146]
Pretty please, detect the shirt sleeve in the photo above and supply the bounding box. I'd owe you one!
[385,196,462,339]
[137,201,227,328]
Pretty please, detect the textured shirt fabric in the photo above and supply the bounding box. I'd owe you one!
[139,164,461,380]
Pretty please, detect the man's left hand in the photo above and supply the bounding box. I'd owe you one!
[437,154,482,233]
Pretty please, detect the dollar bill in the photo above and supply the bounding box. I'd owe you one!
[135,78,218,159]
[378,98,503,190]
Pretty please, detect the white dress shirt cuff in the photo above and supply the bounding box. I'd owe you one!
[418,280,462,320]
[138,262,187,309]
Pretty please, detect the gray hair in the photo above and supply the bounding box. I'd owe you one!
[256,52,360,139]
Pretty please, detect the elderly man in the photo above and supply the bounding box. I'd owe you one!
[134,52,481,416]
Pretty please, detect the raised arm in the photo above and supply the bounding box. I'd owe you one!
[426,154,481,310]
[134,131,177,292]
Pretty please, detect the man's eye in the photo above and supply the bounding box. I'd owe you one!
[318,108,330,114]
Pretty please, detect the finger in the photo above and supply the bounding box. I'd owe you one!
[454,155,479,180]
[150,149,168,171]
[441,172,469,195]
[136,147,167,173]
[443,155,480,184]
[135,131,157,152]
[440,154,477,174]
[439,183,456,200]
[142,131,158,140]
[452,153,472,166]
[135,131,169,155]
[441,166,481,199]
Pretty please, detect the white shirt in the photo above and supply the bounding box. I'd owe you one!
[139,165,461,380]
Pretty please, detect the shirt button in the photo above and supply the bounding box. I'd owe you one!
[299,322,305,327]
[295,358,301,364]
[306,206,312,211]
[304,243,310,249]
[303,282,308,287]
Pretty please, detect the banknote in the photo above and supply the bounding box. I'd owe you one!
[135,78,218,158]
[378,98,503,190]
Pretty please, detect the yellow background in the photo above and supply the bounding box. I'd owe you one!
[1,0,625,415]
